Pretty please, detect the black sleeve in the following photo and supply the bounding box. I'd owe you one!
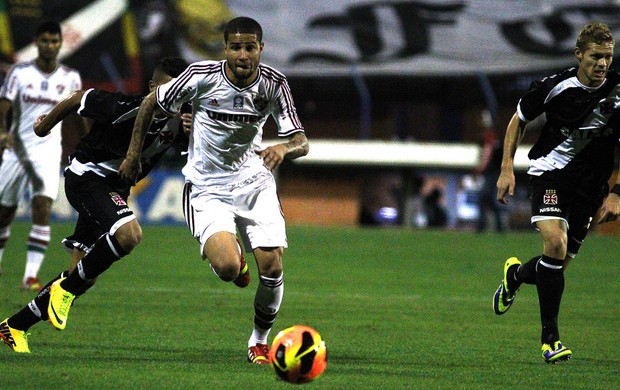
[518,67,575,122]
[78,89,144,121]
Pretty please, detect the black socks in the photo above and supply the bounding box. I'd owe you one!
[514,255,540,285]
[61,233,128,294]
[535,255,565,344]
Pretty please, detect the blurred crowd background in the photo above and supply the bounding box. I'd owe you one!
[1,0,619,232]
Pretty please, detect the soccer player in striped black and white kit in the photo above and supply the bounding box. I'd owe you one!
[0,21,83,291]
[0,57,190,353]
[493,22,620,363]
[124,17,309,365]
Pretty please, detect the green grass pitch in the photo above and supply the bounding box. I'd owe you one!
[1,222,618,389]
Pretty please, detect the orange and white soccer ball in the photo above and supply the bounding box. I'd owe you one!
[269,325,327,384]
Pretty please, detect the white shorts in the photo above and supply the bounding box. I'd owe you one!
[183,171,287,256]
[0,150,61,206]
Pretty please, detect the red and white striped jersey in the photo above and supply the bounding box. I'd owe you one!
[156,60,304,185]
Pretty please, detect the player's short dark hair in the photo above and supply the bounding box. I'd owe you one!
[576,22,615,51]
[35,20,62,37]
[155,56,189,78]
[224,17,263,43]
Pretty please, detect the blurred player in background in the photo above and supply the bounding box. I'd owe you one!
[0,56,190,353]
[124,16,309,364]
[0,21,83,291]
[493,22,620,363]
[473,109,505,233]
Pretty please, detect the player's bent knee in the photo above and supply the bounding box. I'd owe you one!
[544,234,567,256]
[255,247,283,277]
[114,222,143,253]
[212,261,239,282]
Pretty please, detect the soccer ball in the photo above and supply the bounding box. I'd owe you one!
[269,325,327,384]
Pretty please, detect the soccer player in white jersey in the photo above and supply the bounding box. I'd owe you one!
[0,21,83,291]
[122,16,309,365]
[493,22,620,363]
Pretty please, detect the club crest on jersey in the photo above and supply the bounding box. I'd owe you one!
[109,192,127,206]
[233,95,244,110]
[56,84,65,94]
[177,87,192,100]
[253,93,268,112]
[158,130,174,144]
[543,189,558,205]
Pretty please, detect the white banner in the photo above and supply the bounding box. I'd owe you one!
[208,0,620,76]
[4,0,619,81]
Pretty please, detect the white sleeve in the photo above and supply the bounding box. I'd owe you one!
[156,66,201,115]
[0,66,20,102]
[273,78,304,137]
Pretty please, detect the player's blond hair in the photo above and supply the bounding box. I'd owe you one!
[576,22,615,51]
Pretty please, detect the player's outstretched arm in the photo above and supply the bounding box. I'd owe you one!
[119,90,157,183]
[33,90,84,137]
[0,99,14,151]
[496,113,524,205]
[256,132,309,171]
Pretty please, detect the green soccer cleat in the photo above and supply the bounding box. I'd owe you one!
[493,257,521,315]
[48,278,76,331]
[542,341,572,363]
[0,318,30,353]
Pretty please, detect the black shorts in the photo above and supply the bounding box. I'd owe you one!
[529,175,603,256]
[63,170,134,251]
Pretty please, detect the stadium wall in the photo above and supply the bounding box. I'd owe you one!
[14,164,620,236]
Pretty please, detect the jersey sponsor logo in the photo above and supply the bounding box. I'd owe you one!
[41,80,48,91]
[22,94,61,105]
[207,98,219,107]
[109,192,127,206]
[116,207,131,215]
[539,206,561,213]
[543,189,558,205]
[233,95,244,110]
[206,109,261,123]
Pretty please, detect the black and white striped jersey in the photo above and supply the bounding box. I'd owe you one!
[68,88,188,183]
[518,67,620,193]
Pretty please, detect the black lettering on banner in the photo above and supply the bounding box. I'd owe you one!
[501,6,620,54]
[292,2,464,63]
[289,2,620,64]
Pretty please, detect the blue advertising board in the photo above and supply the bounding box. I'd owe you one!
[16,169,186,225]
